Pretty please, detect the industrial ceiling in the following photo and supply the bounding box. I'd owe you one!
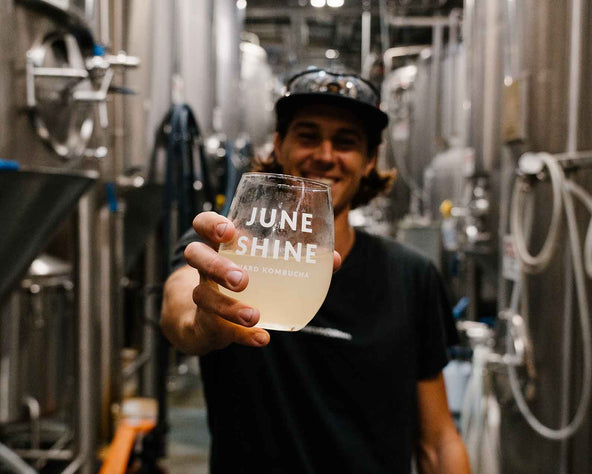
[243,0,463,75]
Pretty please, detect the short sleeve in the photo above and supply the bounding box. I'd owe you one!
[170,227,201,272]
[416,263,458,380]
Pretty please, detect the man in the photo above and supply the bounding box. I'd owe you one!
[161,69,470,473]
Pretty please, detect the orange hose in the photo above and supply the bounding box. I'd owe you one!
[99,420,156,474]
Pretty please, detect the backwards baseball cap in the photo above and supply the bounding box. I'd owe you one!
[275,68,389,132]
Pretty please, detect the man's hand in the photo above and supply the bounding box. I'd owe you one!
[161,211,341,356]
[183,211,270,353]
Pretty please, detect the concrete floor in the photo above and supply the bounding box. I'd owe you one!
[0,363,211,474]
[160,363,210,474]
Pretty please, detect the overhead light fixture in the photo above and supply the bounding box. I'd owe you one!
[327,0,344,6]
[236,0,247,9]
[325,49,340,59]
[311,0,326,7]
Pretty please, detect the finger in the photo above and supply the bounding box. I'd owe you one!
[196,308,270,349]
[333,250,342,273]
[192,211,235,249]
[230,325,270,348]
[184,242,249,291]
[193,283,260,327]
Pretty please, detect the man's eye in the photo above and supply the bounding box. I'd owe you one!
[334,138,358,149]
[298,133,319,142]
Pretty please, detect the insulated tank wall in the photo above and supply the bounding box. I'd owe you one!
[0,0,16,159]
[495,0,592,472]
[0,2,98,169]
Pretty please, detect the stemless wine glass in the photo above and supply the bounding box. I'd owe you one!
[219,172,334,331]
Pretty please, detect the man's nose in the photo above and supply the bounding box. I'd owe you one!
[312,139,335,165]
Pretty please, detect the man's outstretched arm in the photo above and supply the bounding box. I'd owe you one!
[416,372,470,473]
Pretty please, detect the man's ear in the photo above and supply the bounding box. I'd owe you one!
[364,154,378,176]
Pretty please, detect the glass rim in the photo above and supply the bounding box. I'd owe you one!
[242,172,331,192]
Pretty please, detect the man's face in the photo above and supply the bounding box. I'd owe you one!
[274,104,376,217]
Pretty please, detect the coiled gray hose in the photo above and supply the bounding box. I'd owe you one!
[508,152,592,440]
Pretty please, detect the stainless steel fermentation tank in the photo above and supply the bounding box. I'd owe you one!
[423,0,592,472]
[0,0,99,438]
[493,0,592,472]
[0,1,271,472]
[0,255,75,426]
[0,6,103,474]
[382,1,592,471]
[0,1,99,168]
[383,35,467,220]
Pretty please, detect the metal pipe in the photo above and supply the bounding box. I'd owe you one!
[142,233,158,397]
[32,67,88,79]
[447,10,462,141]
[361,10,371,72]
[62,454,84,474]
[559,247,573,474]
[172,0,181,79]
[112,0,123,54]
[84,0,95,21]
[15,450,74,461]
[378,0,389,54]
[25,55,37,107]
[123,350,151,379]
[214,0,242,139]
[567,0,583,154]
[466,258,478,321]
[388,16,453,27]
[113,202,125,400]
[111,0,126,178]
[430,22,443,154]
[23,397,41,452]
[462,0,474,151]
[32,428,73,470]
[504,0,520,80]
[99,0,110,47]
[0,442,37,474]
[98,202,125,441]
[74,193,95,474]
[482,0,502,172]
[98,205,112,442]
[560,2,584,460]
[383,45,429,72]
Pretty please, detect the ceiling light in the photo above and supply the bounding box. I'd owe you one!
[325,49,340,59]
[311,0,326,7]
[236,0,247,9]
[327,0,344,6]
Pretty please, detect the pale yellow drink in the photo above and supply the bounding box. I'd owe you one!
[219,250,333,331]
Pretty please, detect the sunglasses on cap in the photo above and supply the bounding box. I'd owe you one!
[283,69,381,108]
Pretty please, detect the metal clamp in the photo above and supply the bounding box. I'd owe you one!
[497,310,537,378]
[104,52,140,69]
[25,31,140,161]
[25,33,95,160]
[79,51,140,128]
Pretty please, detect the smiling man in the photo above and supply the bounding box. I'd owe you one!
[161,69,470,473]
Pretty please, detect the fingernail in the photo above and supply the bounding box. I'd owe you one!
[216,222,228,238]
[237,308,255,324]
[253,332,268,346]
[227,270,244,287]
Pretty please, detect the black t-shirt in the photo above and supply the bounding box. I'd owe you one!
[176,228,456,473]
